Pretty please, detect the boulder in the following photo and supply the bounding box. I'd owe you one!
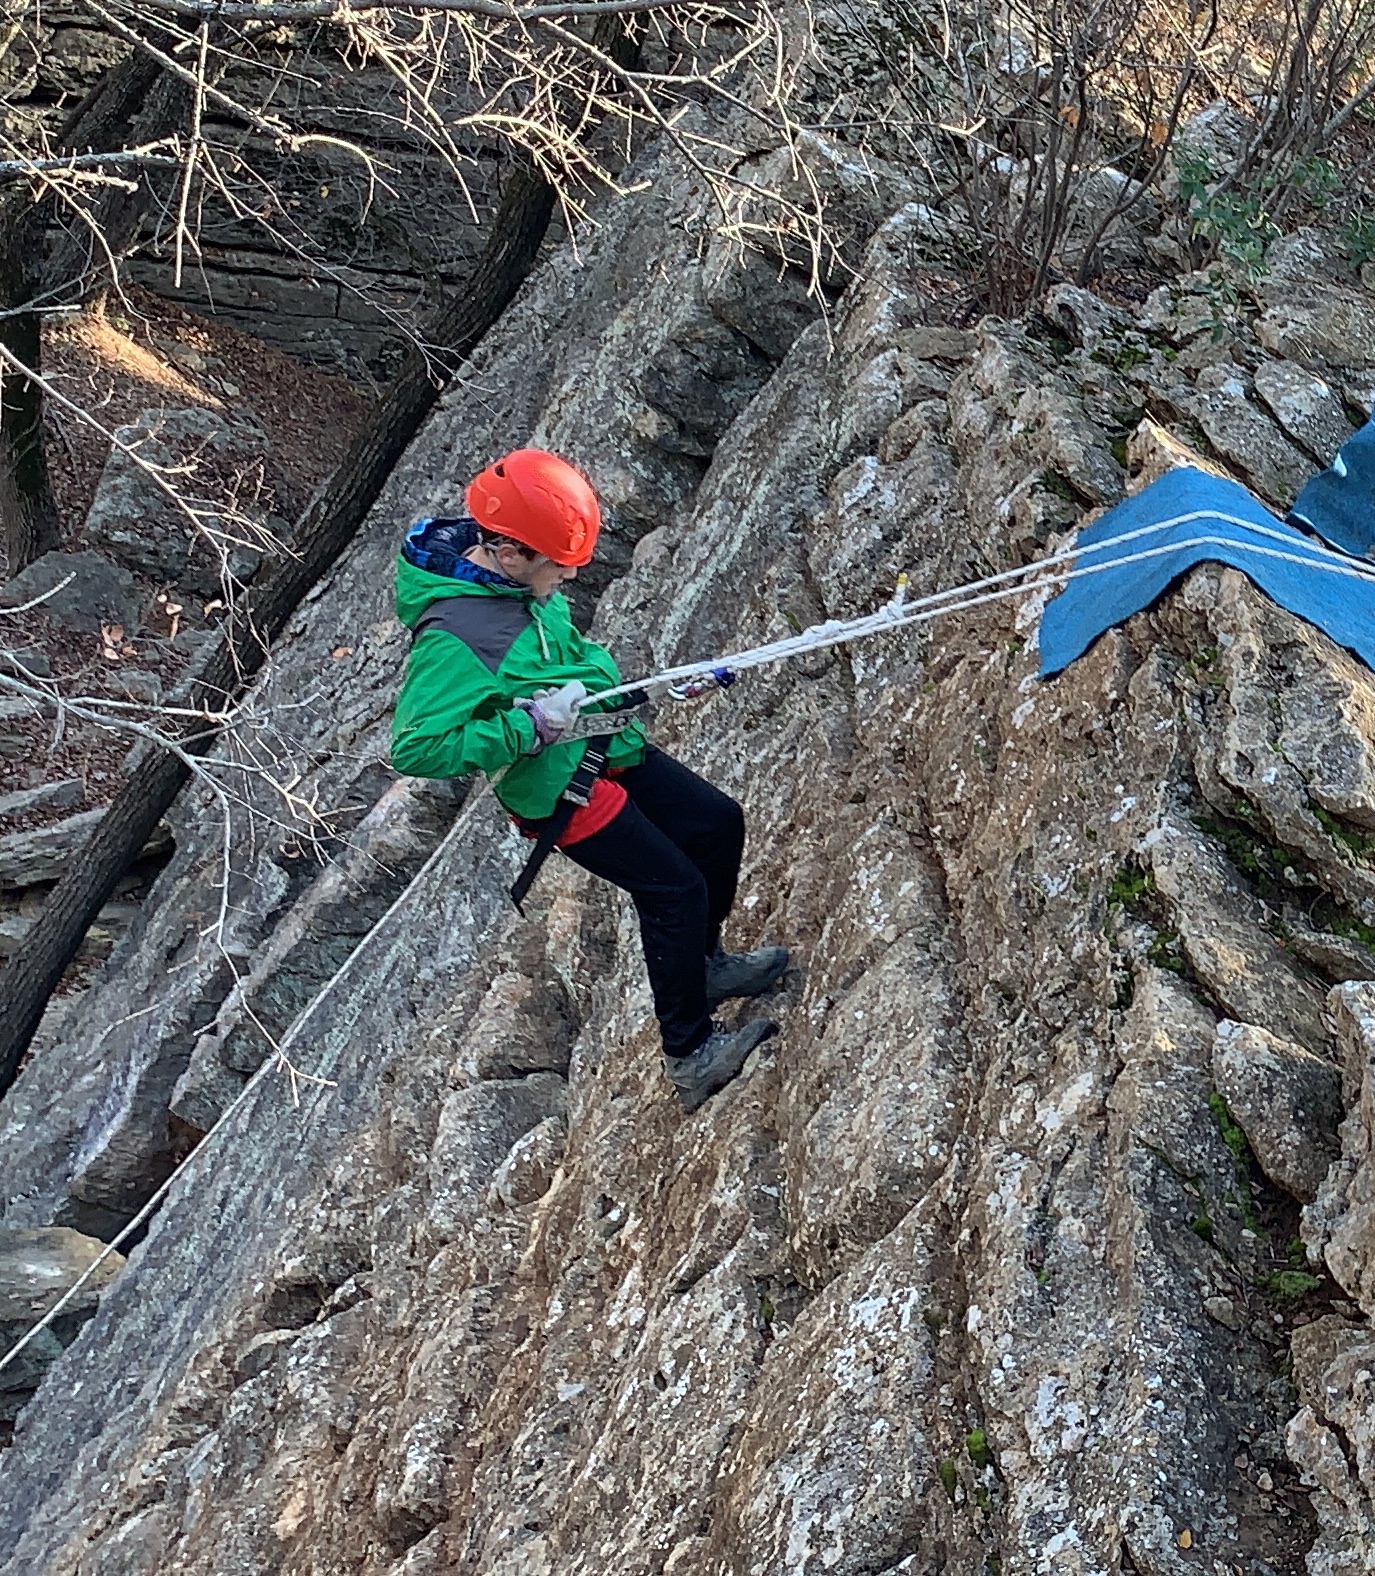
[1254,359,1357,466]
[1187,364,1314,508]
[0,810,104,890]
[1212,1020,1343,1201]
[0,780,84,823]
[83,408,269,588]
[0,1226,124,1414]
[1285,920,1375,984]
[0,551,140,635]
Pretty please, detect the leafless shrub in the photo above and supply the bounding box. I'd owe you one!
[844,0,1375,312]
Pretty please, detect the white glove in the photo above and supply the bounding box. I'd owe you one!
[515,680,587,752]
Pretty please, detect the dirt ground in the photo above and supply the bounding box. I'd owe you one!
[1,287,372,986]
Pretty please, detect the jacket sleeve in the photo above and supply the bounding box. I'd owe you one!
[391,630,537,779]
[567,624,624,704]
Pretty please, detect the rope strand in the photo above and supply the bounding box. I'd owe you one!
[586,509,1375,706]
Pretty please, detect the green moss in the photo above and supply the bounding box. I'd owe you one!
[1108,866,1154,911]
[1146,930,1187,974]
[938,1458,958,1501]
[1034,1266,1052,1285]
[1110,435,1130,468]
[1091,342,1151,373]
[1192,811,1297,897]
[760,1294,775,1325]
[1208,1091,1264,1232]
[1039,468,1078,503]
[1209,1092,1248,1164]
[1314,805,1375,864]
[974,1485,992,1513]
[966,1428,993,1471]
[1288,1236,1307,1268]
[1190,1214,1214,1243]
[1332,912,1375,950]
[1267,1270,1322,1305]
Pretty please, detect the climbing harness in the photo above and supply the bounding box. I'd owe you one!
[508,688,648,913]
[509,735,611,913]
[582,509,1375,710]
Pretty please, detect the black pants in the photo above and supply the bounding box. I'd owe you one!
[559,746,744,1057]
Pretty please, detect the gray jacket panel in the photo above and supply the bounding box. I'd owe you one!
[414,595,533,674]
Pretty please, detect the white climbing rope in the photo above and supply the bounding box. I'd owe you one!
[586,508,1375,708]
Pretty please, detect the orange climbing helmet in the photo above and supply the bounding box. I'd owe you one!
[466,448,602,567]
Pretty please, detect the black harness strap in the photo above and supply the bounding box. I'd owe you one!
[509,735,614,913]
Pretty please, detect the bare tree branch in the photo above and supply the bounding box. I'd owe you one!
[0,143,181,183]
[92,0,701,21]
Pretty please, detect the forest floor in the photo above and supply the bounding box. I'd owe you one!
[0,287,371,986]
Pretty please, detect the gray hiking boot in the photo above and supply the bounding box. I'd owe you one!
[665,1019,778,1112]
[705,945,790,1006]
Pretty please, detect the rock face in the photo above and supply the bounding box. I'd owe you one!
[11,144,1375,1575]
[3,2,504,375]
[1213,1021,1342,1203]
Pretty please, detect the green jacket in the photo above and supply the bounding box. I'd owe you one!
[391,534,646,821]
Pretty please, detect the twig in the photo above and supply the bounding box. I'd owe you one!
[172,23,209,290]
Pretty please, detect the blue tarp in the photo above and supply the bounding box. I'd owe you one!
[1038,464,1375,677]
[1289,416,1375,559]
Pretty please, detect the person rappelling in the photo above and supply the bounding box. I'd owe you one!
[390,448,789,1110]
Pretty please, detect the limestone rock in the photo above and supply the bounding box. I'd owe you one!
[1256,288,1375,372]
[0,551,140,634]
[1043,282,1138,356]
[84,408,267,589]
[0,1226,123,1413]
[1284,921,1375,984]
[1304,982,1375,1314]
[702,237,820,363]
[1057,165,1161,274]
[0,809,104,890]
[1147,816,1331,1056]
[1288,1316,1375,1576]
[727,130,919,289]
[1212,1020,1342,1201]
[1254,359,1357,465]
[0,780,84,823]
[1187,363,1314,508]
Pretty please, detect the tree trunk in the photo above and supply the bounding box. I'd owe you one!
[0,158,557,1096]
[0,223,62,574]
[46,69,192,306]
[0,51,167,574]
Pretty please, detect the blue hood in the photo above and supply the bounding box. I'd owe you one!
[401,516,524,590]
